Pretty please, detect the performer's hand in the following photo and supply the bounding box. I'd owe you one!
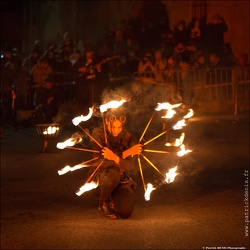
[123,144,142,158]
[102,147,120,164]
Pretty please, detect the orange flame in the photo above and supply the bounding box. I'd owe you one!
[75,181,98,196]
[155,102,182,119]
[58,163,90,175]
[165,166,178,183]
[144,183,156,201]
[72,107,93,126]
[100,100,127,113]
[177,144,193,156]
[183,109,194,119]
[155,102,182,111]
[172,119,186,130]
[57,137,82,149]
[166,132,185,146]
[43,126,59,135]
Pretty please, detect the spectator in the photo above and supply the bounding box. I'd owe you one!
[233,53,249,81]
[187,18,202,50]
[174,20,189,45]
[31,40,44,59]
[178,60,194,104]
[163,55,178,83]
[30,56,53,106]
[59,32,75,57]
[153,49,167,82]
[205,14,228,55]
[137,52,156,79]
[41,77,59,122]
[174,42,192,64]
[219,43,236,68]
[77,43,103,109]
[206,52,222,84]
[44,48,57,71]
[22,49,40,74]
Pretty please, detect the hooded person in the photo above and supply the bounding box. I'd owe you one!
[89,107,142,219]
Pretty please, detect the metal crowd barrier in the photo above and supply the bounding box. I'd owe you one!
[1,67,249,122]
[132,66,249,116]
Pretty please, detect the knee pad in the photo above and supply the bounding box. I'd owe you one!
[112,180,136,219]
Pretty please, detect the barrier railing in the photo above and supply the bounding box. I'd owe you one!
[132,67,249,116]
[1,66,249,120]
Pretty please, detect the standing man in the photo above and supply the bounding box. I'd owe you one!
[77,43,102,110]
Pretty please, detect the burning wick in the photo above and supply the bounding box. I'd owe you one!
[99,100,127,113]
[58,156,100,175]
[58,164,89,175]
[165,166,178,183]
[72,107,93,126]
[57,137,82,149]
[43,126,59,135]
[183,109,194,119]
[155,102,182,111]
[172,119,186,130]
[75,181,98,196]
[177,144,193,156]
[144,183,156,201]
[166,132,185,147]
[155,102,182,119]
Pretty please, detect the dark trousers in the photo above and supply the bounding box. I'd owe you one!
[98,166,135,219]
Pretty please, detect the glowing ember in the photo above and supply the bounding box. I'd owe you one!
[58,163,90,175]
[183,109,194,119]
[144,183,156,201]
[72,107,93,126]
[57,137,82,149]
[165,166,178,183]
[75,181,98,196]
[166,132,185,146]
[172,119,186,130]
[177,144,193,156]
[43,126,59,135]
[99,100,127,113]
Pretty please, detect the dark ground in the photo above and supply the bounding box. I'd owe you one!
[1,113,249,249]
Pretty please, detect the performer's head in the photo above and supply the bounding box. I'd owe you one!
[105,109,126,137]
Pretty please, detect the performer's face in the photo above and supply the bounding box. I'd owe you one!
[107,119,123,137]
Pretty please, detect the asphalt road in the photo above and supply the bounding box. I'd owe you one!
[1,115,249,249]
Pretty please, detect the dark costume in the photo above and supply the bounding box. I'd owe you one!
[90,126,138,219]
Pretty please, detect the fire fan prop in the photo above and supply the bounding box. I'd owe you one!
[56,100,194,201]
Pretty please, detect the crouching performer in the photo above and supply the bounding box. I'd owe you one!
[90,109,142,219]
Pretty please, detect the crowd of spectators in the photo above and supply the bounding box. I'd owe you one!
[0,13,249,130]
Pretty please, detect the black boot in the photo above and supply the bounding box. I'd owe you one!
[98,200,118,220]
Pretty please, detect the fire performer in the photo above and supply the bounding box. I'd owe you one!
[89,108,142,220]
